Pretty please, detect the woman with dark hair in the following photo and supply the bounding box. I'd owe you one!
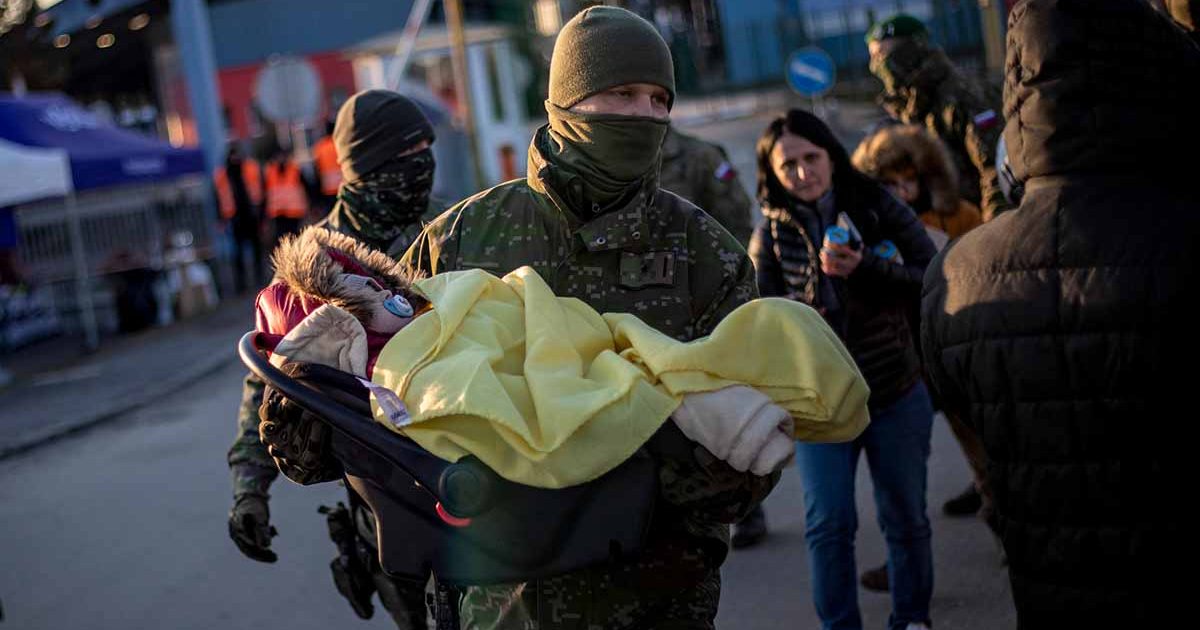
[748,109,938,630]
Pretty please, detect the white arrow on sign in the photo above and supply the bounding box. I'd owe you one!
[791,60,831,85]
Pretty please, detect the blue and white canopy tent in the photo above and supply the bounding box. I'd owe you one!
[0,93,206,349]
[0,93,204,191]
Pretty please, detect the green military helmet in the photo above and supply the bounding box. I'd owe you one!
[866,13,929,43]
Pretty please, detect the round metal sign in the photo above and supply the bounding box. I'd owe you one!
[254,56,323,124]
[786,48,836,98]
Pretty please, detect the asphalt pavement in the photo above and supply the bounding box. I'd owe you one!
[0,358,1013,629]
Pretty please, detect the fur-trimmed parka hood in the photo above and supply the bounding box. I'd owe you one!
[270,226,423,325]
[851,124,959,215]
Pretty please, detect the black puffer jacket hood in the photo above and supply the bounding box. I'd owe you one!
[1003,0,1200,183]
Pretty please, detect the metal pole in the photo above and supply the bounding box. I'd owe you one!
[65,194,99,351]
[170,0,227,296]
[170,0,225,174]
[445,0,485,190]
[387,0,436,90]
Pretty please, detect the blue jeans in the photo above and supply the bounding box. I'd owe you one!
[796,381,934,630]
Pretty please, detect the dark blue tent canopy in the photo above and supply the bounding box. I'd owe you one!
[0,94,205,192]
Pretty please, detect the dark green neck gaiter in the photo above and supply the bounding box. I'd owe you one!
[540,102,668,215]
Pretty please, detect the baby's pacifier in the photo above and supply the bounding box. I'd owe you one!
[384,294,414,318]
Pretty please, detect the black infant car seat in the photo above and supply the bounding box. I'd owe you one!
[239,332,658,587]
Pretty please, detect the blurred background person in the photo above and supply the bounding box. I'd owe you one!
[851,123,988,593]
[312,118,343,217]
[213,141,265,294]
[659,124,754,246]
[852,124,982,249]
[749,109,936,630]
[263,144,309,248]
[866,14,1009,222]
[922,0,1199,626]
[228,89,442,628]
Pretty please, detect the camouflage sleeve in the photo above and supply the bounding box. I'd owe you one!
[695,149,754,247]
[959,105,1011,222]
[226,372,277,499]
[400,202,465,276]
[650,421,782,526]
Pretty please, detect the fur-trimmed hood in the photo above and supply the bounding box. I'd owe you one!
[851,124,959,215]
[270,226,422,325]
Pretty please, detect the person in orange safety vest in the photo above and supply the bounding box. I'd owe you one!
[263,147,309,246]
[214,142,265,292]
[312,119,343,211]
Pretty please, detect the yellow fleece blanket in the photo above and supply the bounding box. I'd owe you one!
[369,266,869,489]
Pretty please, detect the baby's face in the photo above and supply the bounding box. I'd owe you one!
[340,274,420,334]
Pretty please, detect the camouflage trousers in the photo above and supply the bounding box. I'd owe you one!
[458,566,721,630]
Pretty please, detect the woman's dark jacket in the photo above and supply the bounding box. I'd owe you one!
[920,1,1200,626]
[749,182,936,407]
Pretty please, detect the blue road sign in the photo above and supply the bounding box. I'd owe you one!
[786,48,836,97]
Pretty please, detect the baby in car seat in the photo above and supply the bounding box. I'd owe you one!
[258,226,871,489]
[255,226,426,378]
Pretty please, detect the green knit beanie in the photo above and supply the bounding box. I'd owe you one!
[548,6,675,110]
[865,14,929,43]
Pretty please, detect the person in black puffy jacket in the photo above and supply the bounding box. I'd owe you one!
[749,109,937,630]
[921,1,1200,626]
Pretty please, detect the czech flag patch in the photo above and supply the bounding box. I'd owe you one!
[714,161,737,182]
[973,109,999,130]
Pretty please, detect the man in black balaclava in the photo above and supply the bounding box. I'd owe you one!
[321,89,440,255]
[226,90,442,629]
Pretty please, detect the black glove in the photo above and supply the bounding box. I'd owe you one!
[228,494,278,563]
[258,368,344,485]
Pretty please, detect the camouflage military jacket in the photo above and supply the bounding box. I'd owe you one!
[658,126,754,246]
[404,142,778,630]
[227,200,446,500]
[882,53,1010,221]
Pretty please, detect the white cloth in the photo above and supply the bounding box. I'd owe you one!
[671,385,796,476]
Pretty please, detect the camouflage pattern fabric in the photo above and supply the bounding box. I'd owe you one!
[325,149,439,255]
[229,373,277,500]
[658,126,754,246]
[403,133,779,629]
[878,47,1010,221]
[459,566,720,630]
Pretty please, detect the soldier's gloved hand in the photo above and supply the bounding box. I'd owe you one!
[228,494,278,563]
[671,386,795,476]
[259,377,343,485]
